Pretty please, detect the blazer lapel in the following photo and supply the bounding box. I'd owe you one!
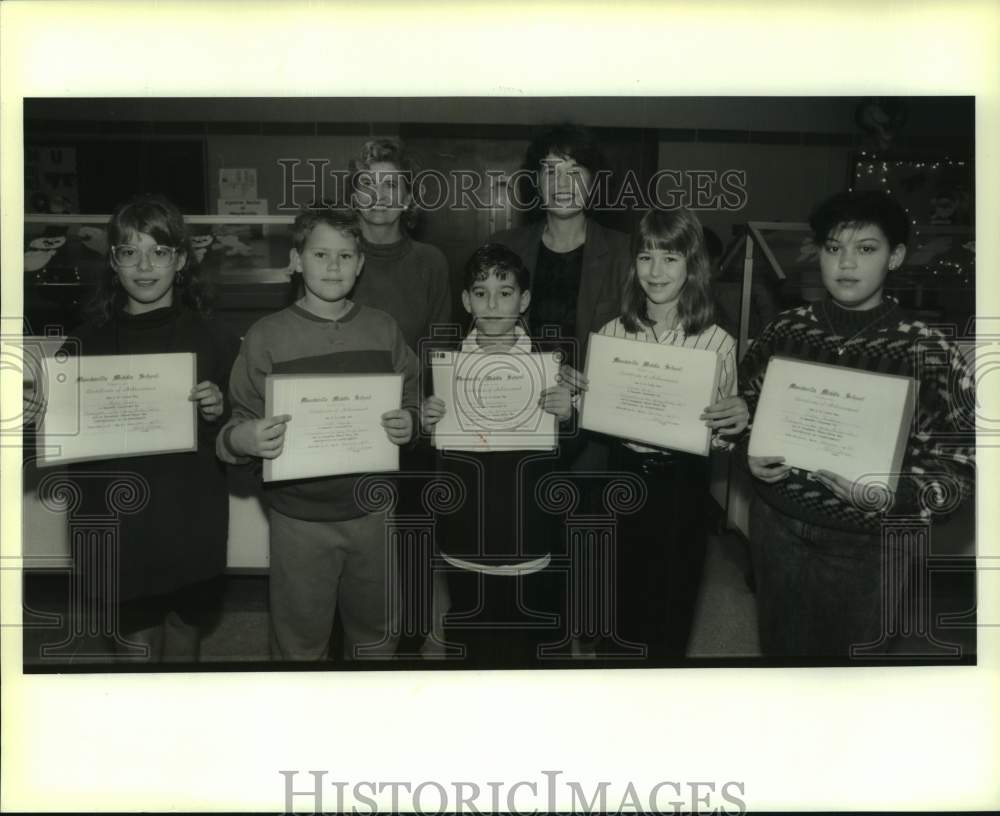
[518,221,545,276]
[575,220,610,351]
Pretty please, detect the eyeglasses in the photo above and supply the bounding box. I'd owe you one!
[110,244,178,268]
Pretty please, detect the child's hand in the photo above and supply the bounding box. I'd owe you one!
[540,384,572,421]
[748,455,790,483]
[700,395,749,436]
[556,364,589,395]
[420,396,447,433]
[230,414,292,459]
[382,408,413,446]
[812,469,894,512]
[190,380,224,421]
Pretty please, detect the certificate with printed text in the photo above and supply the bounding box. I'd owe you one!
[263,372,402,482]
[38,352,197,466]
[747,356,916,492]
[430,349,560,451]
[580,332,721,456]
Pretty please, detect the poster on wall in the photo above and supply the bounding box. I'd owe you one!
[24,146,80,213]
[218,167,258,200]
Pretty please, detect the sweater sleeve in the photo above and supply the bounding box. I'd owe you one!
[197,319,241,441]
[738,316,781,425]
[426,245,453,330]
[216,324,269,465]
[391,319,421,442]
[895,329,976,518]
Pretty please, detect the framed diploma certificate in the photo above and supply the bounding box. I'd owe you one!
[38,352,197,466]
[430,349,559,451]
[748,356,916,491]
[263,372,402,482]
[580,333,721,456]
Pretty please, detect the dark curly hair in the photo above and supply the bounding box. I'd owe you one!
[462,243,530,293]
[808,190,910,249]
[517,122,607,218]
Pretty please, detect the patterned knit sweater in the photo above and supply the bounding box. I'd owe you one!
[739,298,975,533]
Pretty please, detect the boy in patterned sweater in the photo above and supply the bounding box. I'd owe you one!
[740,190,975,658]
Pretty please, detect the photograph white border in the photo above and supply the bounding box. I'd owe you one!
[2,1,998,812]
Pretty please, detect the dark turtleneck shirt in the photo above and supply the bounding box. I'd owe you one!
[350,234,452,354]
[64,303,240,601]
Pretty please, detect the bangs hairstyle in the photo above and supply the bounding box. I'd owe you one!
[519,123,607,219]
[621,208,715,336]
[808,190,910,249]
[462,243,530,292]
[348,138,420,231]
[90,193,208,325]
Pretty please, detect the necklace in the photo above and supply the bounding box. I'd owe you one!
[821,300,897,357]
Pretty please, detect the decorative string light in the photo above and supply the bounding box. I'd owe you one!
[851,152,974,287]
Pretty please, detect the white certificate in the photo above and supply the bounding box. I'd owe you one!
[748,356,916,491]
[430,349,559,451]
[38,352,197,466]
[263,372,402,482]
[580,332,721,456]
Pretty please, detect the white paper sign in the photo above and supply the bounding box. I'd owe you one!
[219,167,258,199]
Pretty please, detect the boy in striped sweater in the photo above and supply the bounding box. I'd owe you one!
[218,209,419,661]
[740,190,975,658]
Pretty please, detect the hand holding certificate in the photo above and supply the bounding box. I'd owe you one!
[747,356,915,492]
[263,373,403,482]
[38,352,197,466]
[579,333,721,456]
[429,349,559,451]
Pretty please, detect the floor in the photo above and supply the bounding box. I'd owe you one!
[21,529,759,667]
[22,524,975,669]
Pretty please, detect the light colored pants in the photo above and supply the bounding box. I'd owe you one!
[268,509,399,661]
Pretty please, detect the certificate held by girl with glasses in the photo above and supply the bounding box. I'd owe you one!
[580,332,721,456]
[38,352,198,466]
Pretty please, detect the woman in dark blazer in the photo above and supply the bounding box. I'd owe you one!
[490,124,632,658]
[490,123,630,377]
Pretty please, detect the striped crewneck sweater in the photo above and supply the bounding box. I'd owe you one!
[739,298,975,533]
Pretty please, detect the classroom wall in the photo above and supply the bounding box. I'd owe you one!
[26,97,971,243]
[200,128,853,271]
[658,141,854,242]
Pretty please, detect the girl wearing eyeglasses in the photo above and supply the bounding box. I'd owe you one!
[64,193,239,663]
